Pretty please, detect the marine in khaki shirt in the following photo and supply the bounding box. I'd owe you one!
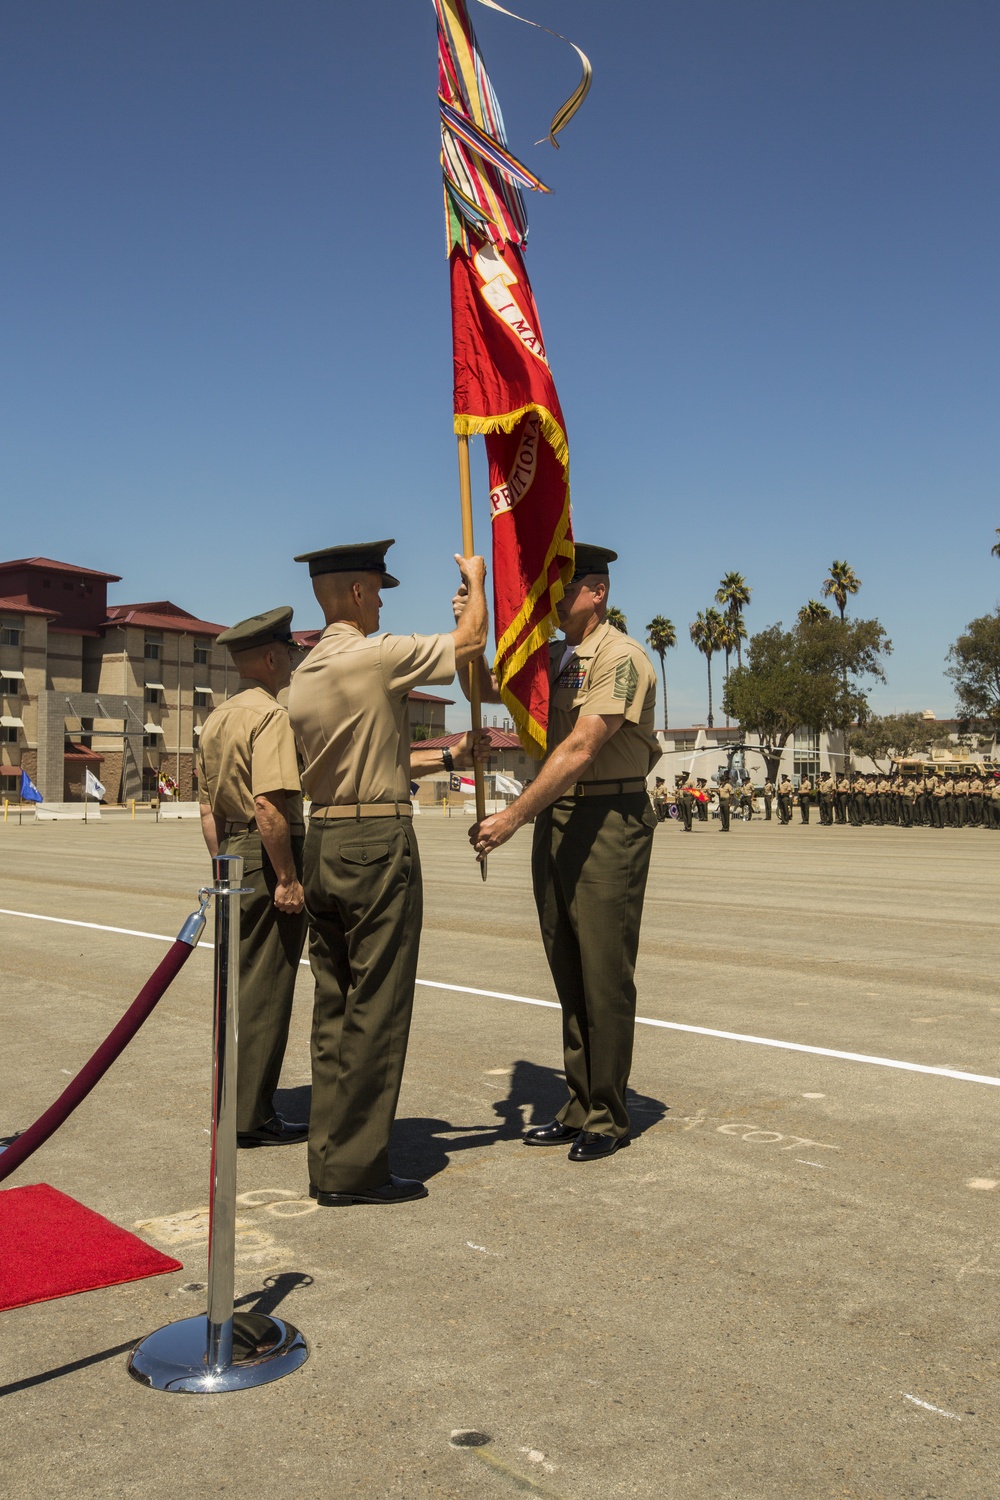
[198,684,304,829]
[798,776,813,823]
[197,607,308,1145]
[291,625,457,807]
[288,539,489,1207]
[818,773,835,825]
[469,544,659,1158]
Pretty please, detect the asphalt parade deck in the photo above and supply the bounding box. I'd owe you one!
[1,811,997,1499]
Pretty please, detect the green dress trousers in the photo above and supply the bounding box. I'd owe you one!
[220,830,307,1135]
[531,792,655,1140]
[302,817,423,1194]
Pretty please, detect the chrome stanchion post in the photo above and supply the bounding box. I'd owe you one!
[128,860,309,1394]
[204,853,240,1372]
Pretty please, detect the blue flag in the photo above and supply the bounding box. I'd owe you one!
[19,769,43,803]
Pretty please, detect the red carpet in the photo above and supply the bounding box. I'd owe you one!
[0,1184,183,1312]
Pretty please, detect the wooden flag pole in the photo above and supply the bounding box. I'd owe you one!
[456,433,488,881]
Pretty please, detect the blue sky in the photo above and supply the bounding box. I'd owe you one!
[3,1,996,727]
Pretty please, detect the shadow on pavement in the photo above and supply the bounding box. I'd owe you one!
[0,1340,138,1399]
[0,1274,315,1399]
[493,1058,668,1140]
[392,1060,669,1179]
[235,1270,314,1317]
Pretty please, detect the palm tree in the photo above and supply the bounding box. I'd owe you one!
[716,615,745,726]
[715,571,752,667]
[798,599,832,625]
[991,528,1000,559]
[821,560,860,621]
[689,607,725,727]
[645,615,677,729]
[606,607,627,633]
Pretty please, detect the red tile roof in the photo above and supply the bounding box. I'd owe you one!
[64,742,104,761]
[0,595,60,618]
[409,690,454,705]
[103,602,228,635]
[414,728,522,750]
[0,556,121,581]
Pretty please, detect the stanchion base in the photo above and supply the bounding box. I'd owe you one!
[127,1311,308,1393]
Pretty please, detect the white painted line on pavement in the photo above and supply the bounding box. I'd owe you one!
[3,906,1000,1090]
[0,908,176,943]
[414,978,1000,1088]
[902,1394,962,1421]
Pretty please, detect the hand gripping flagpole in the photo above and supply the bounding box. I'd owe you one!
[457,434,488,881]
[127,855,308,1393]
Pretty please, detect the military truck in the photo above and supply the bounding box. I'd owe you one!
[891,755,999,778]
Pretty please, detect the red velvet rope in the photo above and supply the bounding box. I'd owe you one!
[0,939,195,1185]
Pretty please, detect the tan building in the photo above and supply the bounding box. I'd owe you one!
[0,556,228,805]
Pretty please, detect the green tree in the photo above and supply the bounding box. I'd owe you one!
[715,571,752,667]
[689,607,725,727]
[991,529,1000,560]
[798,600,832,625]
[945,607,1000,731]
[722,615,891,781]
[821,560,861,620]
[645,615,677,730]
[847,713,935,772]
[606,606,627,633]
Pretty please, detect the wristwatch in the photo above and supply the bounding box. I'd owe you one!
[442,747,454,772]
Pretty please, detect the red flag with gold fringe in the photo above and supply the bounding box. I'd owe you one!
[437,0,589,757]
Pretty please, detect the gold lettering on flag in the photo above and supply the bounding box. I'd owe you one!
[473,245,549,366]
[489,412,541,519]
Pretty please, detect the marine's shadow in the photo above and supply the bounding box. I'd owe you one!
[389,1116,502,1181]
[494,1057,667,1140]
[392,1058,668,1179]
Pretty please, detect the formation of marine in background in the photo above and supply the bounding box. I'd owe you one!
[651,771,1000,831]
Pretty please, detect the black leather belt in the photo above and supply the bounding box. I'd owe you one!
[572,778,647,798]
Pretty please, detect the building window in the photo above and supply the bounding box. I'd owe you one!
[194,691,211,708]
[0,624,21,646]
[0,677,23,696]
[793,728,821,783]
[144,637,161,661]
[0,726,18,744]
[143,733,160,749]
[144,687,161,705]
[194,642,210,666]
[142,768,159,797]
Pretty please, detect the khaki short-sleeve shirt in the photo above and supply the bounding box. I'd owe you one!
[287,623,456,806]
[546,621,659,785]
[196,680,304,825]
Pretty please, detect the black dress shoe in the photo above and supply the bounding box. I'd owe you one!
[236,1115,308,1148]
[567,1131,630,1162]
[308,1175,429,1207]
[523,1120,583,1146]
